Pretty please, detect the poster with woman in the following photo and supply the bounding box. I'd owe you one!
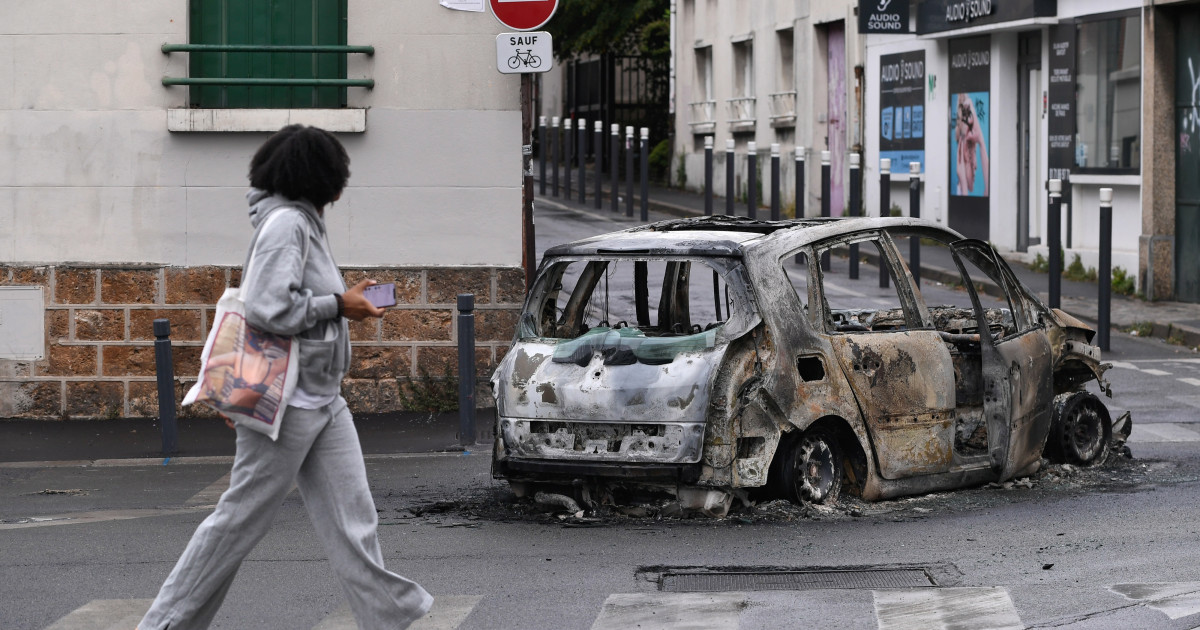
[947,36,991,240]
[951,91,989,196]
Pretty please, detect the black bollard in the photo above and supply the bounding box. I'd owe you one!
[639,128,650,221]
[1048,178,1062,309]
[794,146,806,264]
[551,116,560,197]
[564,118,573,200]
[1098,188,1113,351]
[626,126,635,217]
[610,124,620,213]
[594,121,603,209]
[704,136,714,216]
[457,294,476,447]
[820,150,831,271]
[578,118,587,205]
[153,319,177,456]
[747,141,758,220]
[770,143,781,221]
[726,139,735,216]
[538,116,546,196]
[849,153,861,280]
[879,158,891,289]
[909,162,921,288]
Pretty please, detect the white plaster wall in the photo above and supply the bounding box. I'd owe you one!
[0,0,522,268]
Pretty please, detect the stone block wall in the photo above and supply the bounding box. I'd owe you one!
[0,265,523,419]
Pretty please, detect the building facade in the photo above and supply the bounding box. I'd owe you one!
[0,1,525,419]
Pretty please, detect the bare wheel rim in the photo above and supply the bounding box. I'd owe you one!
[1066,399,1105,463]
[797,435,837,502]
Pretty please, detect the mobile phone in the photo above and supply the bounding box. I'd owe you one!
[363,283,397,308]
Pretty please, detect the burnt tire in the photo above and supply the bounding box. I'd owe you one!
[1050,391,1112,466]
[782,429,843,505]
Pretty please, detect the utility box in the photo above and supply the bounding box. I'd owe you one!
[0,287,45,360]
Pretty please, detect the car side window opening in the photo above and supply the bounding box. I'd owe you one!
[814,238,911,333]
[781,250,810,315]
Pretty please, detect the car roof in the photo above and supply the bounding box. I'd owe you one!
[542,216,965,258]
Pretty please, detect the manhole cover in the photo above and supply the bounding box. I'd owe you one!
[660,568,936,592]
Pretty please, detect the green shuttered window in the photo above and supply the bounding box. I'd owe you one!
[189,0,348,108]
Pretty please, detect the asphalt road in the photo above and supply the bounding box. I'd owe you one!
[4,202,1200,630]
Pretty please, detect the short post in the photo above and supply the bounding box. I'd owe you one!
[594,121,603,209]
[909,162,921,288]
[153,319,177,456]
[551,116,560,197]
[640,127,650,221]
[610,124,620,213]
[770,143,781,221]
[1048,178,1062,309]
[577,117,587,205]
[849,153,861,280]
[726,139,735,216]
[794,146,806,264]
[626,126,635,217]
[457,294,477,447]
[879,158,891,288]
[1098,188,1113,351]
[704,136,714,216]
[820,150,831,271]
[563,118,573,200]
[747,141,758,219]
[538,116,547,196]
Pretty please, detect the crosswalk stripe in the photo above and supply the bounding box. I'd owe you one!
[1127,423,1200,443]
[1111,583,1200,620]
[43,598,152,630]
[1140,368,1173,376]
[1180,378,1200,387]
[873,587,1022,630]
[591,592,746,630]
[184,472,231,507]
[312,595,483,630]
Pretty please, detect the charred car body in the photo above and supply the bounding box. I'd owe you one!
[490,217,1131,511]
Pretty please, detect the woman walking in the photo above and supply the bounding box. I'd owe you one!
[139,125,433,629]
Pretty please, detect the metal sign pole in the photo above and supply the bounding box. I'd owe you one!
[521,74,536,294]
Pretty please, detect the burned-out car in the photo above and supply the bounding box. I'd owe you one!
[490,216,1131,513]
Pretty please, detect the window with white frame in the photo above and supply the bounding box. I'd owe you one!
[1074,13,1140,172]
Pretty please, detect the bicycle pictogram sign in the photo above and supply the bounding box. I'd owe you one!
[496,32,553,74]
[508,49,542,70]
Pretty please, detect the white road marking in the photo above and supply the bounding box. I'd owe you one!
[873,587,1023,630]
[1179,378,1200,387]
[591,592,746,630]
[1141,369,1173,376]
[1111,583,1200,620]
[184,472,231,507]
[409,595,484,630]
[0,507,211,530]
[1126,423,1200,443]
[1109,361,1139,370]
[43,598,152,630]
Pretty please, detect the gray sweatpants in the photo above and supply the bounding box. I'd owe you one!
[140,398,433,630]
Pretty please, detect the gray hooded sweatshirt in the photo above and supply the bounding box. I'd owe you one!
[241,189,350,398]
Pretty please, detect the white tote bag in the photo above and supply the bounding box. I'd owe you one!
[182,211,300,440]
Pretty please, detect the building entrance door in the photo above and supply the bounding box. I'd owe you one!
[1017,31,1042,252]
[1177,11,1200,302]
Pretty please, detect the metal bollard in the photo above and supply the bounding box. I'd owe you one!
[538,116,546,196]
[594,121,603,209]
[794,146,806,265]
[849,153,861,280]
[770,143,781,221]
[457,294,476,447]
[879,158,891,289]
[626,126,635,218]
[704,136,714,216]
[564,118,573,200]
[1098,188,1113,351]
[1048,178,1062,309]
[578,118,587,205]
[153,319,177,456]
[610,124,620,213]
[551,116,560,197]
[640,127,650,221]
[747,141,758,220]
[909,162,921,288]
[820,150,831,271]
[726,139,735,216]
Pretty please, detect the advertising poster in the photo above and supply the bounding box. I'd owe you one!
[947,36,991,240]
[879,50,925,172]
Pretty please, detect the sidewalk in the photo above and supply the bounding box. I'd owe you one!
[536,164,1200,350]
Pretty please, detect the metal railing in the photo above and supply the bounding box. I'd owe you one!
[689,100,716,132]
[161,44,375,89]
[726,96,756,132]
[768,91,797,127]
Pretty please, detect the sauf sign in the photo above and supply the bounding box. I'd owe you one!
[496,32,553,74]
[859,0,910,33]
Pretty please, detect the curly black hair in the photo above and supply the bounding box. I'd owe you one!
[249,125,350,209]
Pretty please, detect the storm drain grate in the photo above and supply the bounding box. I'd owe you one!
[660,568,935,593]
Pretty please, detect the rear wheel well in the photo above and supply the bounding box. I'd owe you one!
[768,416,868,499]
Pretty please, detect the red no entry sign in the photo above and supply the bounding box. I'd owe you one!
[490,0,558,31]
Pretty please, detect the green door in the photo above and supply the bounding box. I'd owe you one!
[189,0,348,109]
[1177,11,1200,302]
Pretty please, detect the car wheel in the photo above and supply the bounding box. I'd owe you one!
[1052,391,1111,466]
[783,429,843,505]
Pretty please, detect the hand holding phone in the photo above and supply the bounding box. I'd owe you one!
[363,282,397,308]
